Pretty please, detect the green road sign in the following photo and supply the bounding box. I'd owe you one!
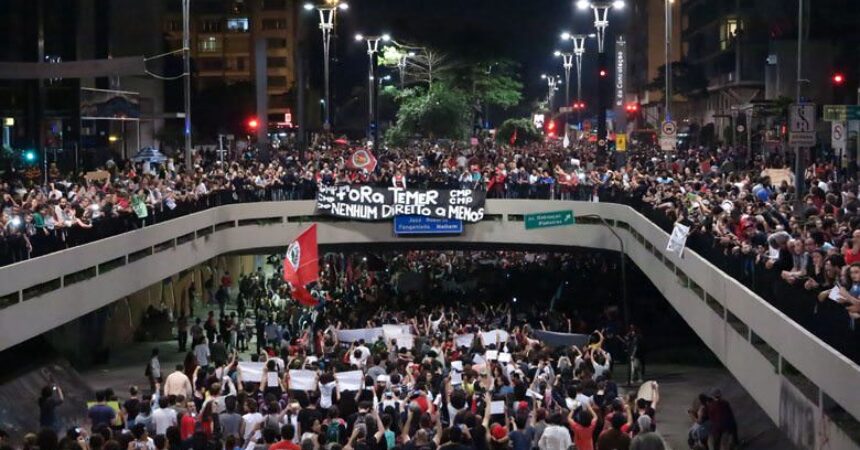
[824,105,860,121]
[525,210,575,229]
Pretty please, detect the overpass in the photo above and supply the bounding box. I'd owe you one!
[0,200,857,449]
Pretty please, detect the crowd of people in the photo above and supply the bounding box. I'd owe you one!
[2,137,859,362]
[14,249,745,450]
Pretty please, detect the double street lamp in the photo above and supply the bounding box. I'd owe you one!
[355,33,391,149]
[304,1,349,132]
[576,0,624,156]
[541,74,562,112]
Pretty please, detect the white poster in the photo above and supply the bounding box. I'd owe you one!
[480,330,509,347]
[289,369,318,391]
[454,333,475,348]
[383,324,410,338]
[388,333,415,349]
[666,222,690,258]
[334,370,364,391]
[238,362,265,383]
[490,401,506,415]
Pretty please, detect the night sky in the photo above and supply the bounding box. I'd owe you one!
[307,0,629,123]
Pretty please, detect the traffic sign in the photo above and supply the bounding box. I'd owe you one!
[659,136,677,151]
[394,215,463,235]
[832,121,847,151]
[790,103,816,132]
[789,132,816,147]
[661,120,677,136]
[823,105,860,121]
[615,133,628,152]
[598,139,606,147]
[525,210,575,230]
[736,124,745,133]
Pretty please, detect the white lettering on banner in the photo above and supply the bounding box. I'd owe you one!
[316,185,486,222]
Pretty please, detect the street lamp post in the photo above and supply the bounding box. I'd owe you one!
[577,0,624,157]
[541,74,561,112]
[554,50,574,107]
[182,0,192,173]
[664,0,673,122]
[304,1,348,132]
[355,33,390,150]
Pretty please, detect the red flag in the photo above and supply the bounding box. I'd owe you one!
[345,148,378,172]
[284,224,319,288]
[509,128,518,145]
[291,284,318,307]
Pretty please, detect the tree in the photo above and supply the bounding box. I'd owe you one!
[647,60,708,100]
[385,84,471,145]
[379,45,453,89]
[496,118,541,146]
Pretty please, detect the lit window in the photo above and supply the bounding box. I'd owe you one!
[227,18,249,32]
[720,18,742,50]
[199,36,222,53]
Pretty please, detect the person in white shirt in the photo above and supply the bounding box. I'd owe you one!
[349,341,371,368]
[163,365,193,399]
[538,414,572,450]
[242,402,265,443]
[151,397,177,436]
[591,349,611,379]
[147,348,161,392]
[194,337,211,368]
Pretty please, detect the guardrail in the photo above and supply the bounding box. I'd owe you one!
[0,200,857,449]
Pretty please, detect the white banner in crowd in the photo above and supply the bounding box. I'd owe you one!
[238,362,265,383]
[334,370,364,391]
[666,222,690,258]
[480,330,509,346]
[337,328,384,343]
[383,324,410,337]
[289,369,318,391]
[454,333,475,348]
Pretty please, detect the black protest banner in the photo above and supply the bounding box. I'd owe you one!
[316,185,486,223]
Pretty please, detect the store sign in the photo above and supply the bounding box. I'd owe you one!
[317,185,486,222]
[615,37,626,108]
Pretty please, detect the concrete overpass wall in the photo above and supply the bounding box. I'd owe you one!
[0,200,857,449]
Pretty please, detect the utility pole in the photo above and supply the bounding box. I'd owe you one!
[794,0,805,196]
[182,0,193,173]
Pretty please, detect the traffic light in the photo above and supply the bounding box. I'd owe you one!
[625,102,639,113]
[572,102,586,110]
[23,149,36,163]
[833,73,845,85]
[247,117,259,131]
[599,68,608,78]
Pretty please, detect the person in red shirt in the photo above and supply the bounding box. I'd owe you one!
[180,402,198,440]
[270,424,300,450]
[843,230,860,265]
[568,403,597,450]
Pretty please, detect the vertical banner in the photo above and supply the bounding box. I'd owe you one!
[614,36,627,133]
[666,222,690,258]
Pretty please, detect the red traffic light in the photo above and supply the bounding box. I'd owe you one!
[625,102,639,112]
[833,73,845,85]
[247,118,259,130]
[599,69,607,77]
[547,120,556,131]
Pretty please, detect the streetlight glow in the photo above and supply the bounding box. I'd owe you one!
[381,33,391,41]
[354,33,364,41]
[338,2,349,9]
[576,0,590,10]
[612,0,625,8]
[303,3,314,10]
[554,50,561,56]
[541,74,547,79]
[560,31,571,40]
